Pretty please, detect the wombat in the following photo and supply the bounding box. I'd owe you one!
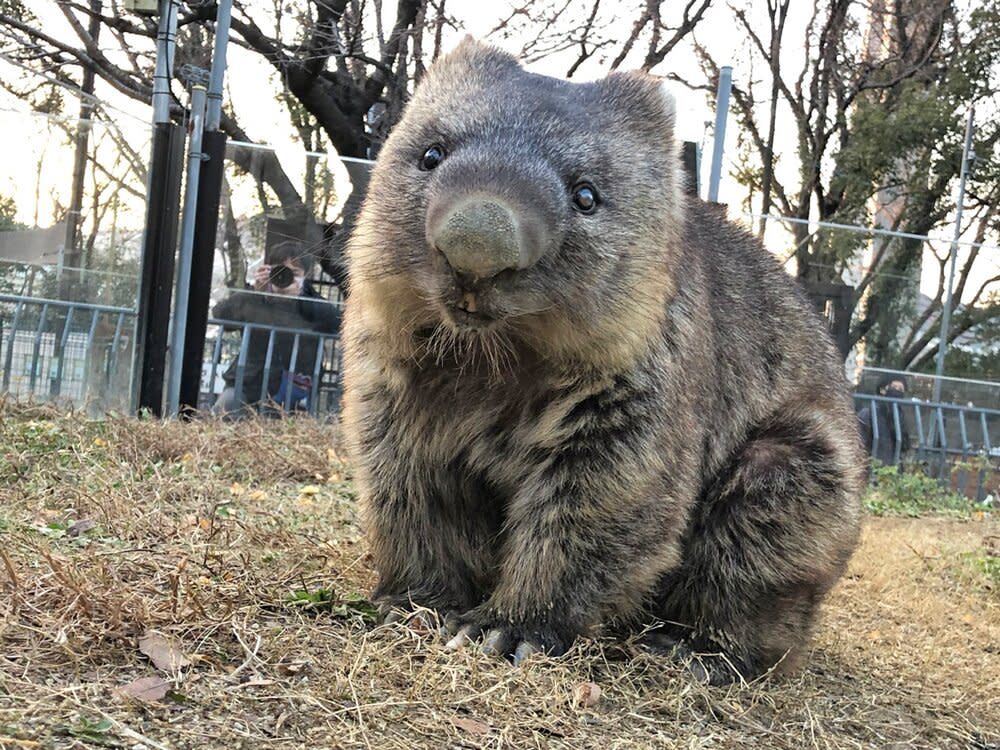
[341,37,865,685]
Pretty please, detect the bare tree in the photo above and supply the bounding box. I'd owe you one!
[680,0,1000,370]
[483,0,711,78]
[1,1,713,280]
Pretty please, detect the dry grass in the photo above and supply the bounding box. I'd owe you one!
[0,399,997,750]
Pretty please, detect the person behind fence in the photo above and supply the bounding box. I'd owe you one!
[857,373,911,467]
[211,243,340,417]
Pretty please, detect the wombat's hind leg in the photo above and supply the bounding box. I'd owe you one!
[636,630,755,686]
[653,415,860,685]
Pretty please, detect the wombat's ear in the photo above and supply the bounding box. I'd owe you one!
[438,35,520,73]
[602,70,676,143]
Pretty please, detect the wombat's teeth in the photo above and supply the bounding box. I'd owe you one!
[460,292,478,313]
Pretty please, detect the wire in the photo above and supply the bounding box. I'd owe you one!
[746,211,1000,253]
[0,51,148,125]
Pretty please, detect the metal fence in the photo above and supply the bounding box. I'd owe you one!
[0,292,343,416]
[201,315,343,418]
[0,293,135,411]
[852,393,1000,501]
[2,288,998,497]
[857,367,1000,410]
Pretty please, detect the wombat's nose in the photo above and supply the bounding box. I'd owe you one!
[431,200,539,279]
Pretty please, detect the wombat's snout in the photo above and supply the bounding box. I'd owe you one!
[428,197,548,281]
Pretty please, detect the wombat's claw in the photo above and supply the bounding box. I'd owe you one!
[444,623,476,651]
[512,640,540,666]
[685,653,747,686]
[382,610,406,625]
[444,618,565,664]
[636,632,745,686]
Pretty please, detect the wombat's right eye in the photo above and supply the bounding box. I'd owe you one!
[571,183,599,214]
[420,144,446,171]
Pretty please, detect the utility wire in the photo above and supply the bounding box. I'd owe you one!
[0,51,148,125]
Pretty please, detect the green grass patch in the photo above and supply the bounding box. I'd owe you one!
[864,464,988,518]
[64,717,122,747]
[287,588,380,621]
[960,550,1000,591]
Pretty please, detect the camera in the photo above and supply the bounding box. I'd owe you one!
[268,263,295,289]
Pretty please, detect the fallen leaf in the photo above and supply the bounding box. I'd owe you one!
[180,451,194,462]
[138,631,191,674]
[571,682,602,709]
[229,482,244,496]
[300,485,321,495]
[92,437,107,447]
[277,660,309,676]
[451,716,490,735]
[119,675,170,702]
[248,490,268,501]
[67,519,97,538]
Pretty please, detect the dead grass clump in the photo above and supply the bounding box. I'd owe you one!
[107,410,340,483]
[0,403,998,749]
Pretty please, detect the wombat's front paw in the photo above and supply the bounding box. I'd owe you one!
[444,608,572,666]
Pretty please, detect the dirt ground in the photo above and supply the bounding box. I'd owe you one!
[0,403,997,750]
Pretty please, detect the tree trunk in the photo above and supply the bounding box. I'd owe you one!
[61,0,101,301]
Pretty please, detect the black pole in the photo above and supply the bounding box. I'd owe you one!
[178,129,227,415]
[132,121,185,416]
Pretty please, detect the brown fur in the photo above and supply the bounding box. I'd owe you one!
[341,38,865,684]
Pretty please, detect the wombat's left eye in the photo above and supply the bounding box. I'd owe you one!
[420,144,446,171]
[571,183,598,213]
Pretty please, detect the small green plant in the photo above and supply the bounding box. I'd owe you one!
[961,550,1000,590]
[65,716,122,747]
[864,464,980,517]
[287,589,380,622]
[334,593,381,623]
[35,520,69,539]
[288,587,336,611]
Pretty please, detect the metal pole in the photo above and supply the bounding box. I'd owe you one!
[178,0,233,416]
[131,0,184,416]
[152,0,178,125]
[166,84,208,416]
[932,106,976,404]
[205,0,232,131]
[707,65,732,203]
